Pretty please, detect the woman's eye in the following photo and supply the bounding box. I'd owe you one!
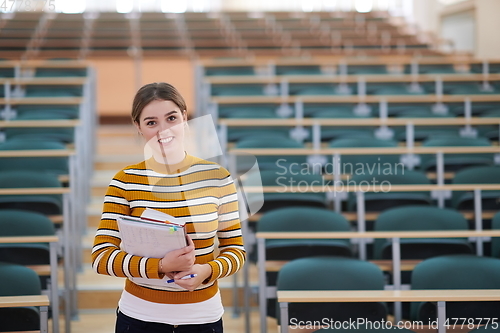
[167,116,177,121]
[146,121,156,126]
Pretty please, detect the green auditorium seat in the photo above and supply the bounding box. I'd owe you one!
[387,104,434,117]
[478,111,500,141]
[470,63,500,74]
[14,105,79,119]
[210,84,266,96]
[218,104,278,118]
[225,108,291,142]
[225,109,277,119]
[0,262,42,332]
[276,65,322,75]
[444,82,497,95]
[257,207,352,317]
[304,104,353,117]
[290,83,339,95]
[467,325,500,333]
[228,128,290,142]
[0,170,63,215]
[0,59,14,77]
[328,137,401,177]
[346,65,388,75]
[420,136,493,172]
[347,170,432,212]
[373,206,473,261]
[220,104,275,116]
[0,209,57,289]
[367,83,427,95]
[410,255,500,323]
[312,109,374,141]
[15,111,73,120]
[396,111,459,141]
[373,207,472,319]
[5,107,75,143]
[246,169,328,213]
[0,69,14,78]
[0,139,68,175]
[204,66,254,76]
[451,166,500,211]
[235,136,307,172]
[276,257,386,325]
[404,64,456,74]
[4,125,74,144]
[25,85,83,97]
[448,103,500,116]
[258,207,352,260]
[491,212,500,258]
[34,67,87,77]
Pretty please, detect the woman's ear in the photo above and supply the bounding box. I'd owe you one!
[133,121,142,135]
[182,110,188,122]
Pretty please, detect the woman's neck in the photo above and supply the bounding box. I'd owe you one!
[152,150,186,166]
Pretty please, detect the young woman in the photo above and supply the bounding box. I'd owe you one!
[91,82,245,333]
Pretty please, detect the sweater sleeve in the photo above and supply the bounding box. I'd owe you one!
[91,170,163,280]
[205,169,246,284]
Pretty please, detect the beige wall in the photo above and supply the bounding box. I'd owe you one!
[413,0,442,34]
[411,0,500,59]
[89,58,194,117]
[475,0,500,59]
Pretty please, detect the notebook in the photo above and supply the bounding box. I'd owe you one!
[116,209,188,288]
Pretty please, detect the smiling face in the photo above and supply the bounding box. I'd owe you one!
[134,99,187,164]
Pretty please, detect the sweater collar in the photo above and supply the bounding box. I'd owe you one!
[145,152,194,175]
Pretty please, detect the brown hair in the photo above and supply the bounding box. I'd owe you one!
[131,82,187,125]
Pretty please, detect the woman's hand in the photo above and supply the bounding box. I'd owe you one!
[159,235,195,274]
[171,264,212,291]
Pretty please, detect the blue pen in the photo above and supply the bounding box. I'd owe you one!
[166,274,197,284]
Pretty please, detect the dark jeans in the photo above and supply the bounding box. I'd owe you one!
[116,309,223,333]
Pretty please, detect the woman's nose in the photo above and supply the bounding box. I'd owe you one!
[159,122,172,133]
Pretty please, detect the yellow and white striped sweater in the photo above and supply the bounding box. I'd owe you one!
[91,154,246,304]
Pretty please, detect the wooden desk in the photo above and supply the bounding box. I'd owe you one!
[242,184,500,193]
[0,78,87,85]
[256,230,500,333]
[212,94,500,105]
[277,289,500,333]
[0,149,75,157]
[0,60,89,69]
[220,117,500,127]
[229,146,500,156]
[0,188,70,195]
[248,210,499,223]
[0,97,83,105]
[206,73,500,85]
[0,295,50,333]
[198,56,500,68]
[0,236,58,333]
[0,120,80,128]
[0,193,69,333]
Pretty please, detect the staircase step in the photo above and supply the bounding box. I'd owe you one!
[94,155,143,172]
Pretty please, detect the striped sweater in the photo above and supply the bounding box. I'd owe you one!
[91,154,246,304]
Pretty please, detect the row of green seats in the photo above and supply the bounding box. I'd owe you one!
[204,63,500,76]
[210,81,500,96]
